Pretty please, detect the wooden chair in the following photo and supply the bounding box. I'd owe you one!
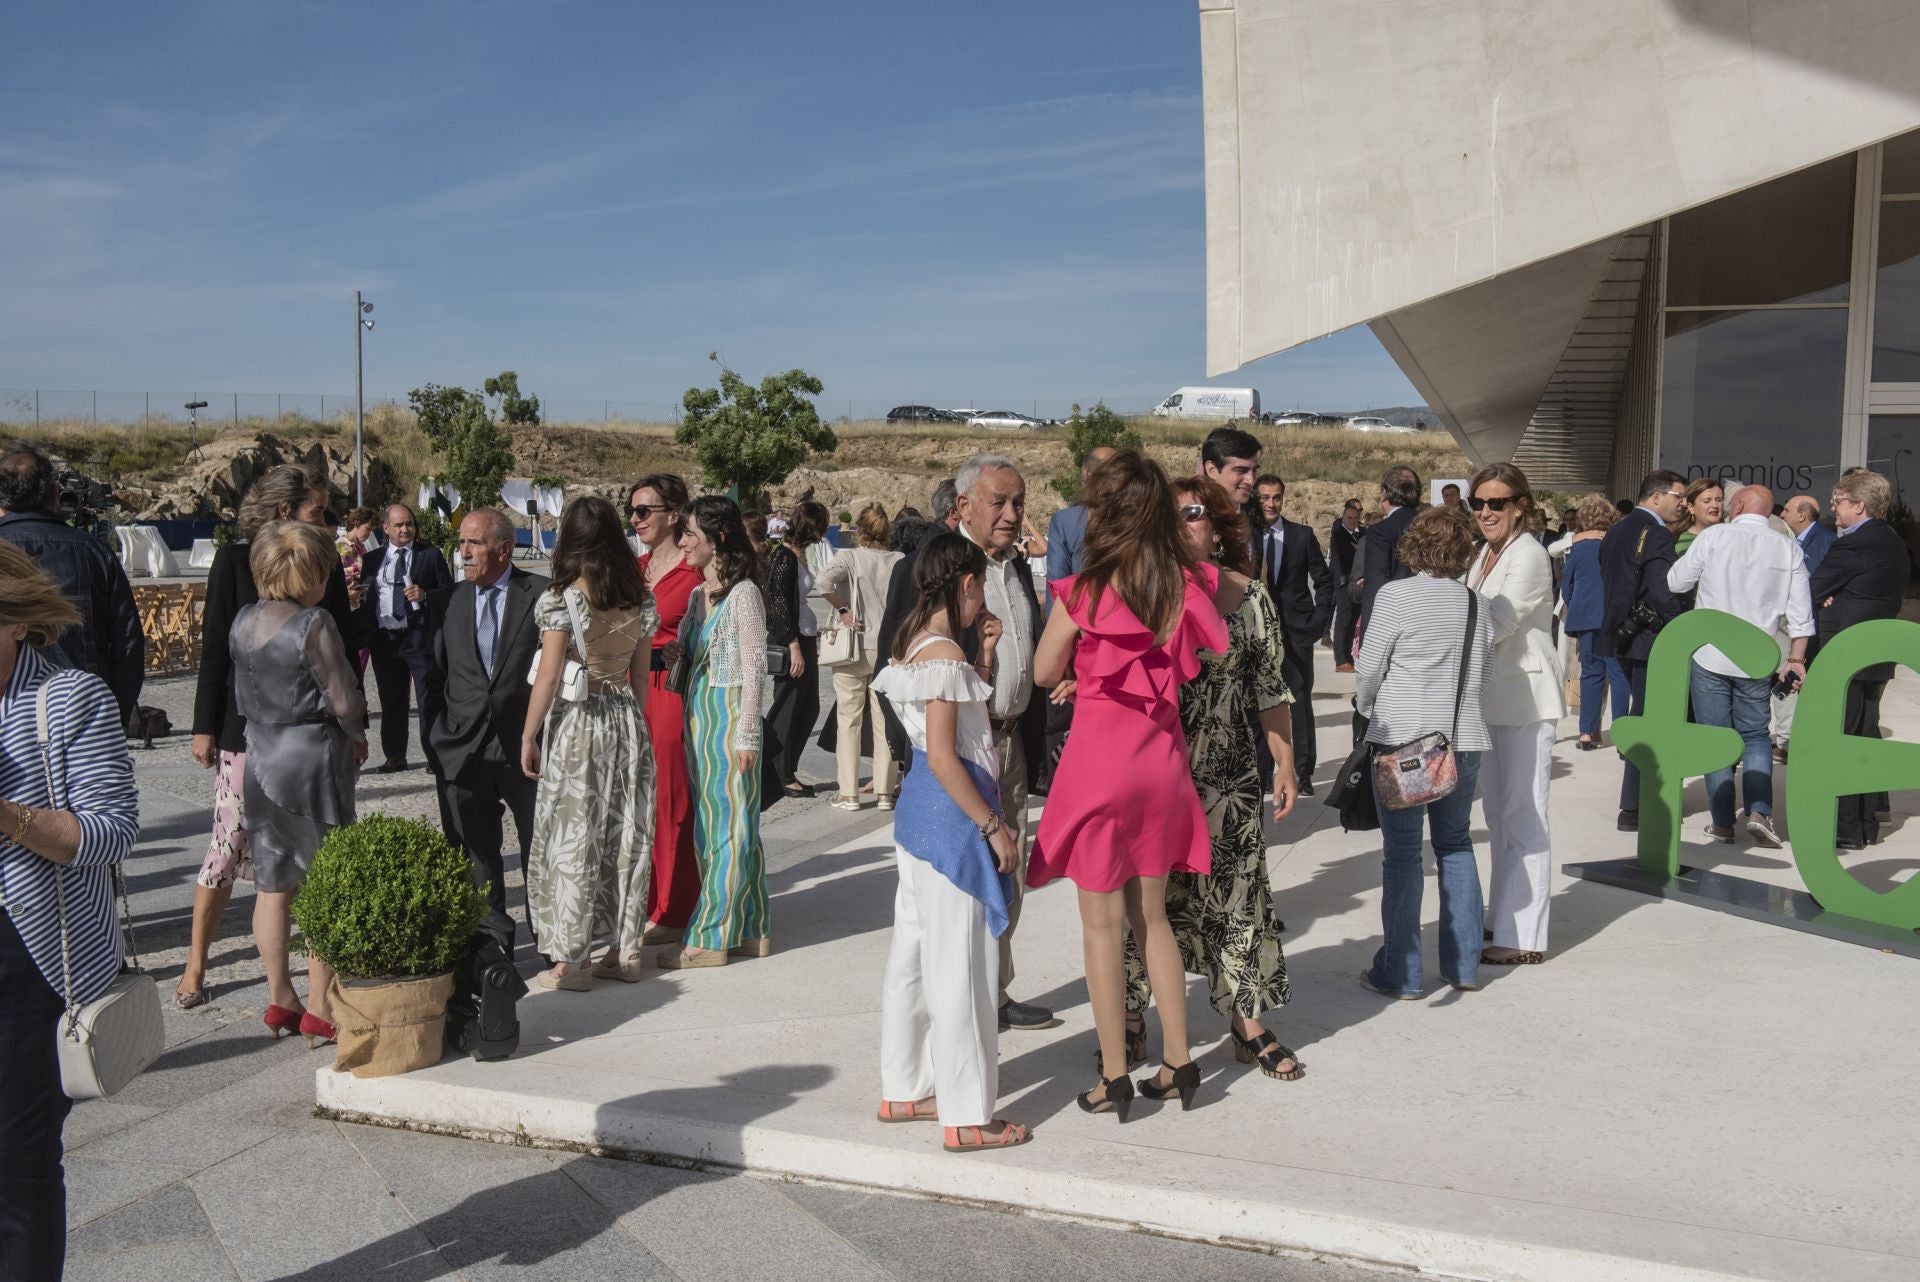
[134,583,208,676]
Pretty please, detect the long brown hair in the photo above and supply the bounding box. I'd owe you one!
[1173,476,1250,576]
[1070,449,1197,637]
[891,532,988,663]
[685,495,760,598]
[549,495,650,610]
[238,464,326,541]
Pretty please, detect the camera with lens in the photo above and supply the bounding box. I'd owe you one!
[55,470,117,531]
[1610,598,1666,653]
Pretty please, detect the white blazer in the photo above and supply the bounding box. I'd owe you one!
[1466,534,1566,727]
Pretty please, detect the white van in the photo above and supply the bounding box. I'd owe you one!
[1150,387,1260,421]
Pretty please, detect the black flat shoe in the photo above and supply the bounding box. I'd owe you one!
[1616,809,1638,832]
[998,998,1054,1030]
[375,758,409,774]
[1077,1073,1134,1122]
[1137,1061,1201,1111]
[1295,776,1316,798]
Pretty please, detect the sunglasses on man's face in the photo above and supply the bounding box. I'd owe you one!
[1467,496,1514,512]
[1179,504,1210,523]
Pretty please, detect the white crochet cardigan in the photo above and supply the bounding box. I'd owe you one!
[699,581,770,752]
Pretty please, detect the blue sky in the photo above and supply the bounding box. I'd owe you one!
[0,1,1417,419]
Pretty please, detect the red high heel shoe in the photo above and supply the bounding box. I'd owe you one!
[299,1012,337,1050]
[264,1004,304,1039]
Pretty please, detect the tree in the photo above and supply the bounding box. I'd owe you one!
[1052,402,1143,502]
[483,371,542,426]
[678,363,836,500]
[406,381,516,510]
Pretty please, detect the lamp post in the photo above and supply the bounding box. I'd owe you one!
[354,292,375,504]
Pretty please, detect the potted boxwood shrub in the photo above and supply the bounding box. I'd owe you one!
[292,814,486,1078]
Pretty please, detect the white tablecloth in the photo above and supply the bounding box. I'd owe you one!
[114,525,179,577]
[188,539,217,569]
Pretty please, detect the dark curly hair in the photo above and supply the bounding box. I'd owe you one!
[891,531,988,662]
[684,495,760,598]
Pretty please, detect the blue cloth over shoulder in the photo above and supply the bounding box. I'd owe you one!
[893,749,1013,938]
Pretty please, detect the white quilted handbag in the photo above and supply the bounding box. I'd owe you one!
[35,682,163,1101]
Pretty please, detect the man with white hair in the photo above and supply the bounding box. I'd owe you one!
[429,507,549,952]
[874,454,1054,1031]
[1667,483,1812,848]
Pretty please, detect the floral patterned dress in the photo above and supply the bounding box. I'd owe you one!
[1126,577,1294,1018]
[526,586,658,966]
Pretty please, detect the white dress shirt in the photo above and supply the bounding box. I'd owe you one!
[378,543,416,630]
[961,528,1033,720]
[1667,513,1814,676]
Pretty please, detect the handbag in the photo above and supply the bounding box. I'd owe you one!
[1322,738,1380,832]
[525,588,592,702]
[34,683,164,1101]
[818,618,858,668]
[666,588,708,697]
[1370,587,1478,811]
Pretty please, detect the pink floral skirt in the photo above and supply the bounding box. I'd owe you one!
[196,750,255,889]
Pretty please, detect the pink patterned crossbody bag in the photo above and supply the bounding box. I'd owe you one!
[1371,587,1477,811]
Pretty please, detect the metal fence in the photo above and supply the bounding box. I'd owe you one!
[0,388,1176,429]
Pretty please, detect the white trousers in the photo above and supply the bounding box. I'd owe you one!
[879,848,998,1128]
[1481,720,1555,952]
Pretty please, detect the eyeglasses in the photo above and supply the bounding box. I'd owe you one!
[1179,504,1209,523]
[628,504,658,520]
[1467,496,1513,512]
[1662,490,1687,501]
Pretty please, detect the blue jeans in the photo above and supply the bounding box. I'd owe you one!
[1689,664,1774,827]
[1574,631,1628,737]
[1367,751,1484,995]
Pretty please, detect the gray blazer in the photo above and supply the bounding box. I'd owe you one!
[429,566,549,779]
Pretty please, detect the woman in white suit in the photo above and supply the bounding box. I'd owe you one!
[1465,464,1565,966]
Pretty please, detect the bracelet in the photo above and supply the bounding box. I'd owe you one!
[977,813,1001,840]
[6,801,35,846]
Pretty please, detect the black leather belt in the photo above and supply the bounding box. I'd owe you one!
[650,653,670,672]
[990,716,1022,735]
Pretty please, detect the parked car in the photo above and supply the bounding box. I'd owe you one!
[965,410,1048,430]
[885,404,966,424]
[1347,416,1417,434]
[1267,411,1319,426]
[1151,386,1261,421]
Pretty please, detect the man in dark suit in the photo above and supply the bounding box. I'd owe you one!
[1253,475,1334,795]
[873,455,1053,1031]
[1328,499,1363,671]
[1597,470,1691,830]
[353,503,455,772]
[1359,465,1421,623]
[1784,494,1838,573]
[429,508,549,948]
[1200,426,1267,564]
[1810,470,1910,848]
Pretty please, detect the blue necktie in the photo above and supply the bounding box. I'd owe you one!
[478,585,499,679]
[391,547,410,620]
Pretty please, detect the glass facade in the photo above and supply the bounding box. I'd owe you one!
[1658,134,1920,503]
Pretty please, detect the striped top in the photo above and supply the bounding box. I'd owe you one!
[1354,573,1495,752]
[0,646,140,1002]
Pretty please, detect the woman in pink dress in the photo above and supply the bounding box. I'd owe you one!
[1030,451,1227,1121]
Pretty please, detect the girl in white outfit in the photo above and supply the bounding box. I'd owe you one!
[1466,464,1566,965]
[870,532,1030,1153]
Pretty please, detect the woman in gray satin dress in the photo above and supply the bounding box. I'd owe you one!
[231,521,368,1045]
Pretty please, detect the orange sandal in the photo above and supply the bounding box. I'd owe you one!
[876,1097,939,1123]
[942,1121,1031,1153]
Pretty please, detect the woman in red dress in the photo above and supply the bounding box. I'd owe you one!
[1030,451,1227,1121]
[630,474,705,942]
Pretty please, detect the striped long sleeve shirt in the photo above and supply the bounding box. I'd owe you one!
[0,646,140,1003]
[1354,573,1495,753]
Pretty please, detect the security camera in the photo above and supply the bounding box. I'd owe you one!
[362,318,375,331]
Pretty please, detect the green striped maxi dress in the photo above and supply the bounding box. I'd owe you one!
[684,601,768,950]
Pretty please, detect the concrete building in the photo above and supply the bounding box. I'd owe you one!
[1199,0,1920,501]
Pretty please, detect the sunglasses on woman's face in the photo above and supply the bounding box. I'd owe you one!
[1467,496,1513,512]
[1179,503,1209,523]
[628,504,658,520]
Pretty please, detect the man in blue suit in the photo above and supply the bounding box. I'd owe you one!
[1784,494,1837,572]
[1596,470,1691,830]
[352,504,456,773]
[1043,445,1116,598]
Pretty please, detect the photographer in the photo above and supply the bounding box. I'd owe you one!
[1597,470,1689,831]
[0,443,145,724]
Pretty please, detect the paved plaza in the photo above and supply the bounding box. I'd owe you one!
[63,650,1920,1281]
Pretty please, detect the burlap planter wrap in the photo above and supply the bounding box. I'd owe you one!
[327,972,454,1078]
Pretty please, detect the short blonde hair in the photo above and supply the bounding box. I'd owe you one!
[250,520,337,602]
[1399,505,1478,578]
[0,541,81,646]
[1834,468,1893,519]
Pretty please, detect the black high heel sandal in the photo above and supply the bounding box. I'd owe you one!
[1077,1073,1135,1123]
[1092,1016,1148,1073]
[1137,1061,1201,1111]
[1231,1028,1305,1081]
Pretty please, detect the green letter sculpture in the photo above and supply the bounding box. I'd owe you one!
[1786,619,1920,928]
[1611,611,1784,878]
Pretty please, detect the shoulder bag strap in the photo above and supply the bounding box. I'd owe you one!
[562,586,590,663]
[1451,586,1479,742]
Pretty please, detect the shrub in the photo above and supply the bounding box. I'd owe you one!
[292,814,486,979]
